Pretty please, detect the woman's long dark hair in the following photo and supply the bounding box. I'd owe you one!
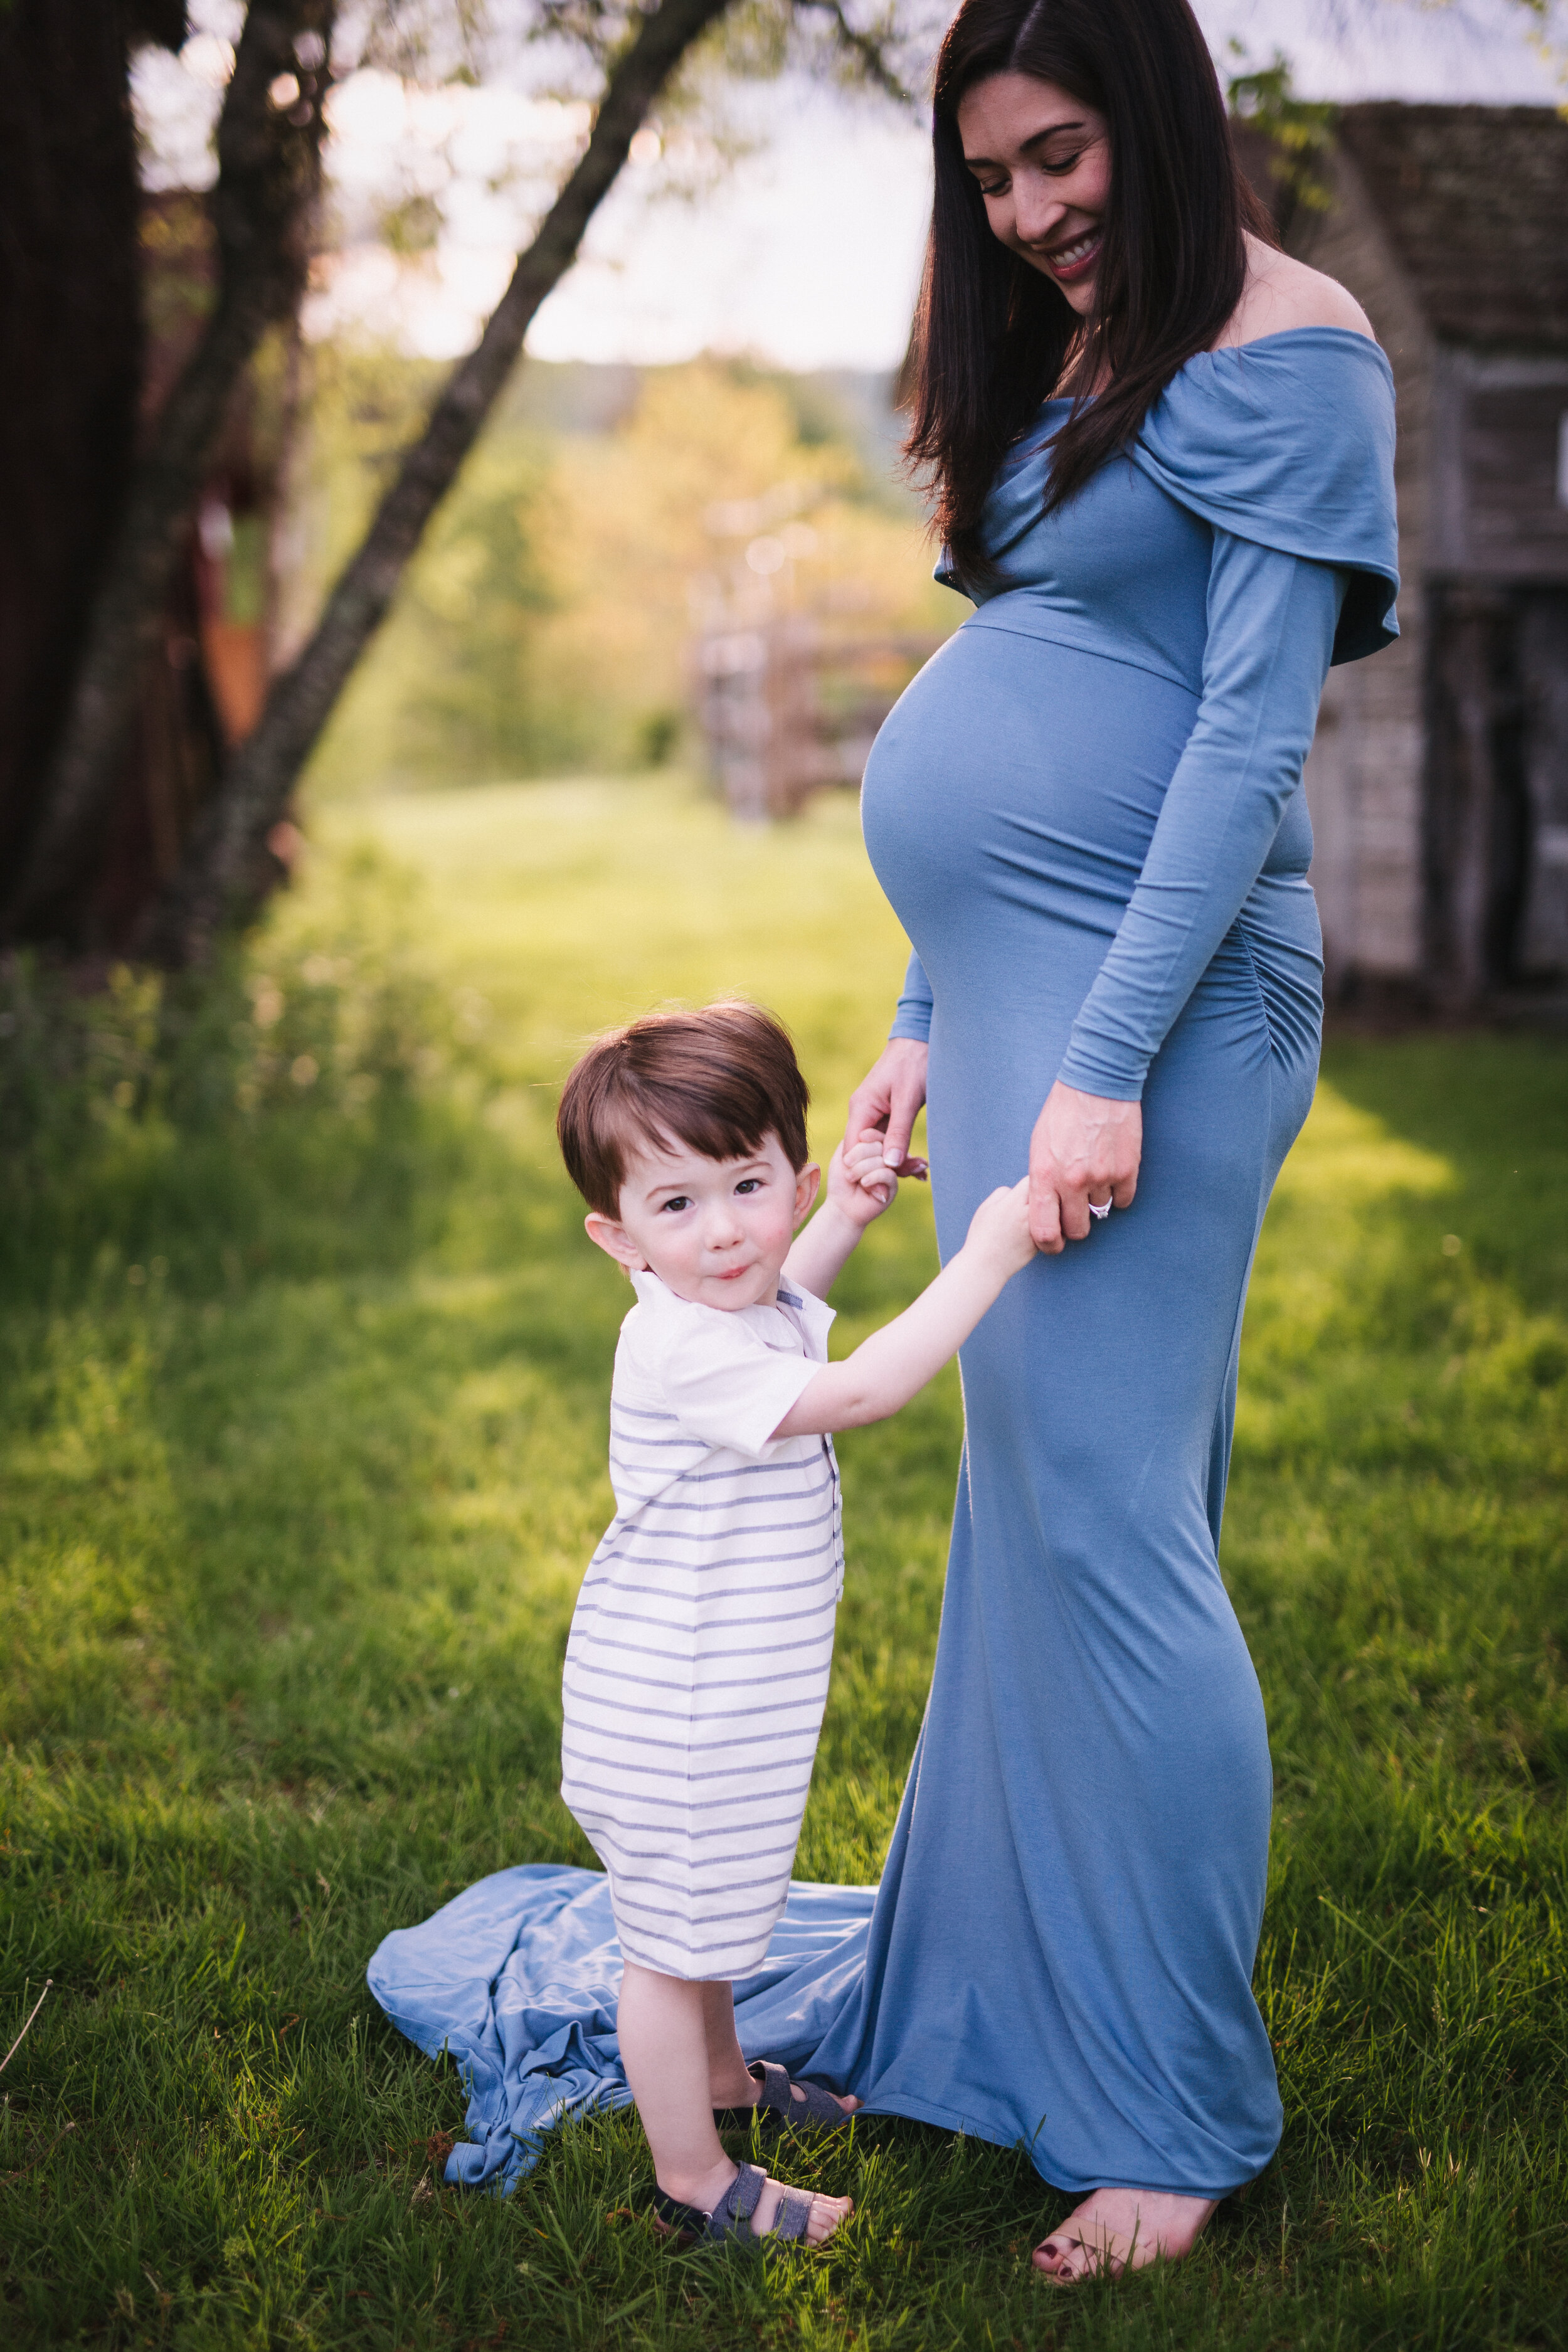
[906,0,1274,586]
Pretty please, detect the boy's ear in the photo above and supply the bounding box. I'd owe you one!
[793,1160,822,1227]
[585,1211,647,1272]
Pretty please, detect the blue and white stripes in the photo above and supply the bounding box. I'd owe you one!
[561,1271,844,1980]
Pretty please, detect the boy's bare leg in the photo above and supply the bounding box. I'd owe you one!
[699,1979,758,2107]
[618,1963,852,2246]
[698,1980,860,2116]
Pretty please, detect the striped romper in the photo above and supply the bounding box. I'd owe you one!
[561,1267,844,1980]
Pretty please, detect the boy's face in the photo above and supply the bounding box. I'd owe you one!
[585,1129,819,1311]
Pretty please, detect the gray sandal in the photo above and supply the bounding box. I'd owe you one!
[652,2159,813,2247]
[714,2058,856,2134]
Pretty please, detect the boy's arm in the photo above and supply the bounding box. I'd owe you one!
[783,1198,868,1303]
[775,1180,1034,1438]
[783,1140,898,1301]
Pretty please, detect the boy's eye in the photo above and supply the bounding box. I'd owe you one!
[734,1178,764,1195]
[659,1195,692,1214]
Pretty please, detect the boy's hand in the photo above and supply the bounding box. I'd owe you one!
[785,1138,899,1306]
[829,1136,900,1227]
[962,1179,1037,1278]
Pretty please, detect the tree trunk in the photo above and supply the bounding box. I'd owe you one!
[0,3,147,906]
[1,0,334,949]
[142,0,738,968]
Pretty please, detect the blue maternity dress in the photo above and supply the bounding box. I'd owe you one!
[367,328,1399,2199]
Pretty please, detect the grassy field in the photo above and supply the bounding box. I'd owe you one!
[2,776,1565,2351]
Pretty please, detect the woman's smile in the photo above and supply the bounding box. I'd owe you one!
[1039,228,1101,281]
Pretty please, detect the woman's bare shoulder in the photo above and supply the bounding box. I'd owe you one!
[1214,239,1377,350]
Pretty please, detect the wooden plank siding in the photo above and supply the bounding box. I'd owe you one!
[1429,353,1568,580]
[1287,142,1431,983]
[1245,106,1568,991]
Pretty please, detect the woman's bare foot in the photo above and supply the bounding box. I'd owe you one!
[659,2155,853,2247]
[1032,2188,1217,2281]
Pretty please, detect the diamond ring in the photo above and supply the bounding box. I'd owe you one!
[1088,1198,1112,1222]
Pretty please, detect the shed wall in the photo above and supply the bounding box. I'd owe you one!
[1291,149,1429,982]
[1428,349,1568,579]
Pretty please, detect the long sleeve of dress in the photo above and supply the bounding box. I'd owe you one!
[1054,530,1345,1102]
[889,949,935,1044]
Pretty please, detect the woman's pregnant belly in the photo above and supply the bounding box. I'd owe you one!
[862,620,1322,1252]
[862,624,1200,1072]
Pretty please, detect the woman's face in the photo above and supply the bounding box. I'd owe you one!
[955,72,1111,318]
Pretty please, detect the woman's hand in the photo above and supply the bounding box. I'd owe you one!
[1027,1082,1142,1253]
[846,1037,930,1179]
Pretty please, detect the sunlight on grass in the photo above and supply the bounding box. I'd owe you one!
[2,775,1564,2348]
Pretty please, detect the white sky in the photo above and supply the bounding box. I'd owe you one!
[135,0,1567,372]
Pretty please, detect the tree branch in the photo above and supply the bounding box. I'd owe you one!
[2,0,333,944]
[143,0,738,964]
[795,0,914,106]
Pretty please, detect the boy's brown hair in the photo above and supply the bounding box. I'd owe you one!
[556,1001,812,1218]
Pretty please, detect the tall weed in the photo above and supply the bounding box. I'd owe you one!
[0,846,479,1302]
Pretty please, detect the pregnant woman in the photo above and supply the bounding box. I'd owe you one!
[367,0,1399,2282]
[809,0,1399,2282]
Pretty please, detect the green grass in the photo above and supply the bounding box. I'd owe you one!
[3,775,1565,2351]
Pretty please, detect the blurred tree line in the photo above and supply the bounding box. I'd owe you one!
[0,0,918,975]
[298,352,954,790]
[7,0,1542,978]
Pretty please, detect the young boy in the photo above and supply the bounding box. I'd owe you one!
[556,1000,1035,2249]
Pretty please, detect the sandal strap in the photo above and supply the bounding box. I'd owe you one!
[716,2162,766,2227]
[712,2061,773,2129]
[712,2059,791,2131]
[748,2058,853,2131]
[783,2072,854,2128]
[712,2058,855,2142]
[652,2161,767,2247]
[771,2187,814,2243]
[652,2162,822,2250]
[750,2060,792,2117]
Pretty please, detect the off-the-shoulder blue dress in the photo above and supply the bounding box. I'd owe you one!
[366,329,1400,2200]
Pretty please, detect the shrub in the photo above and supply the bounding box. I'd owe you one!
[0,846,477,1300]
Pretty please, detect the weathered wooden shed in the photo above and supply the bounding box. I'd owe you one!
[1240,102,1568,1004]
